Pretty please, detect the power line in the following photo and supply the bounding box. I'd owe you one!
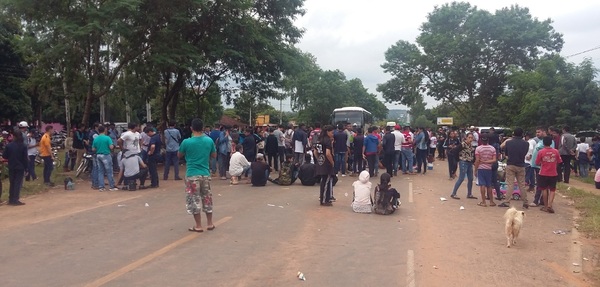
[564,45,600,58]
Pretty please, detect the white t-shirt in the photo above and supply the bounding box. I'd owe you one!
[352,171,372,213]
[119,155,143,177]
[577,143,590,153]
[229,151,250,177]
[429,136,437,148]
[525,138,537,165]
[392,130,405,151]
[120,131,141,154]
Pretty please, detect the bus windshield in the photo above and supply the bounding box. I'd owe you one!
[333,111,363,127]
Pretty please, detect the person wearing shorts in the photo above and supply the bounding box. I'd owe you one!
[179,118,217,232]
[535,136,562,214]
[474,134,497,207]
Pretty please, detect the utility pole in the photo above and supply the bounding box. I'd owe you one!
[146,99,152,122]
[279,97,283,124]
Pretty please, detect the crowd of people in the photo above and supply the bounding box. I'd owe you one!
[3,118,600,219]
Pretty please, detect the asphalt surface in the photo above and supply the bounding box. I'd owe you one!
[0,163,595,287]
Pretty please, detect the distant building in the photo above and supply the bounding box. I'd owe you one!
[387,109,410,125]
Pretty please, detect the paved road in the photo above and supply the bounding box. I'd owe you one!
[0,163,595,287]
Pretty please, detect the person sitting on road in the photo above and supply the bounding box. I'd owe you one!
[250,153,271,187]
[229,144,250,185]
[352,170,372,213]
[117,152,148,190]
[373,173,400,215]
[298,154,319,186]
[269,153,296,186]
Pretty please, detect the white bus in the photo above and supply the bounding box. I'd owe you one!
[331,107,373,129]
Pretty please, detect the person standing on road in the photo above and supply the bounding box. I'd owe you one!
[178,118,217,232]
[444,131,460,179]
[315,125,335,206]
[39,125,55,187]
[73,125,87,170]
[474,134,497,207]
[401,126,415,175]
[450,133,477,200]
[392,125,405,176]
[163,121,182,181]
[293,124,308,167]
[498,128,530,209]
[26,129,38,181]
[382,126,396,177]
[333,124,348,177]
[529,127,553,207]
[535,136,562,213]
[558,126,577,183]
[274,124,286,165]
[363,126,379,177]
[146,128,162,188]
[93,126,119,191]
[2,131,28,205]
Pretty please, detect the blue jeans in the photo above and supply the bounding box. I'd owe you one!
[393,150,401,175]
[163,151,180,179]
[334,152,347,174]
[525,164,535,188]
[451,161,473,197]
[579,162,589,178]
[210,157,217,174]
[27,155,37,180]
[96,154,116,189]
[42,156,53,184]
[91,155,100,188]
[400,148,414,173]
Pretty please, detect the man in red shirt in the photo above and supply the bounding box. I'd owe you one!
[401,126,415,174]
[535,136,562,214]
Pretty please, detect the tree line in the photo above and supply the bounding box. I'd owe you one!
[0,0,388,131]
[379,2,600,132]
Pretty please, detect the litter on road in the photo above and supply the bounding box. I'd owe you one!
[267,204,275,207]
[144,203,149,207]
[459,206,465,210]
[297,272,306,281]
[440,197,447,201]
[553,230,569,235]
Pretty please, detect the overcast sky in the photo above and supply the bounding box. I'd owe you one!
[287,0,600,111]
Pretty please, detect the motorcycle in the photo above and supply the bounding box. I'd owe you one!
[35,147,61,168]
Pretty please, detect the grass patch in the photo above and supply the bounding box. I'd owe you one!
[561,183,600,238]
[575,175,596,185]
[1,164,63,202]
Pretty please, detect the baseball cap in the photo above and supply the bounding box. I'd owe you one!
[18,121,29,128]
[395,124,401,130]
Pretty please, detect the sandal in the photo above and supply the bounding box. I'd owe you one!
[477,202,487,207]
[467,195,478,199]
[489,202,496,207]
[450,195,460,200]
[188,227,204,232]
[207,225,216,231]
[547,207,555,214]
[540,207,548,212]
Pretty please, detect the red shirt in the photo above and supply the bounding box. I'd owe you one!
[535,147,562,176]
[401,131,412,148]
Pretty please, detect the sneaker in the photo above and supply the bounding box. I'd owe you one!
[109,187,120,191]
[8,201,25,206]
[498,202,510,207]
[341,174,346,177]
[528,202,538,207]
[331,197,337,202]
[175,178,183,180]
[98,188,106,192]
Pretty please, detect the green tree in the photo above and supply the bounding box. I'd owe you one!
[496,56,600,131]
[378,2,563,124]
[0,19,31,122]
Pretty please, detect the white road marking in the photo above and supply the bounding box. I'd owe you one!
[407,249,415,287]
[408,182,414,203]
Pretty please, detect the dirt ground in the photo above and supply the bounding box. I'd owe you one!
[0,162,598,286]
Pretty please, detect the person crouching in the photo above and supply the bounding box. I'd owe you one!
[117,152,148,190]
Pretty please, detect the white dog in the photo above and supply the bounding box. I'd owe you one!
[504,207,525,248]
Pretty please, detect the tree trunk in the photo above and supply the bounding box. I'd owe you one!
[160,71,186,129]
[62,79,71,133]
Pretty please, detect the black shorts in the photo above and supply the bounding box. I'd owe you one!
[537,175,557,190]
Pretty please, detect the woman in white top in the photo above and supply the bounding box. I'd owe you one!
[26,131,38,181]
[229,144,250,185]
[352,170,372,213]
[577,137,591,178]
[429,132,438,157]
